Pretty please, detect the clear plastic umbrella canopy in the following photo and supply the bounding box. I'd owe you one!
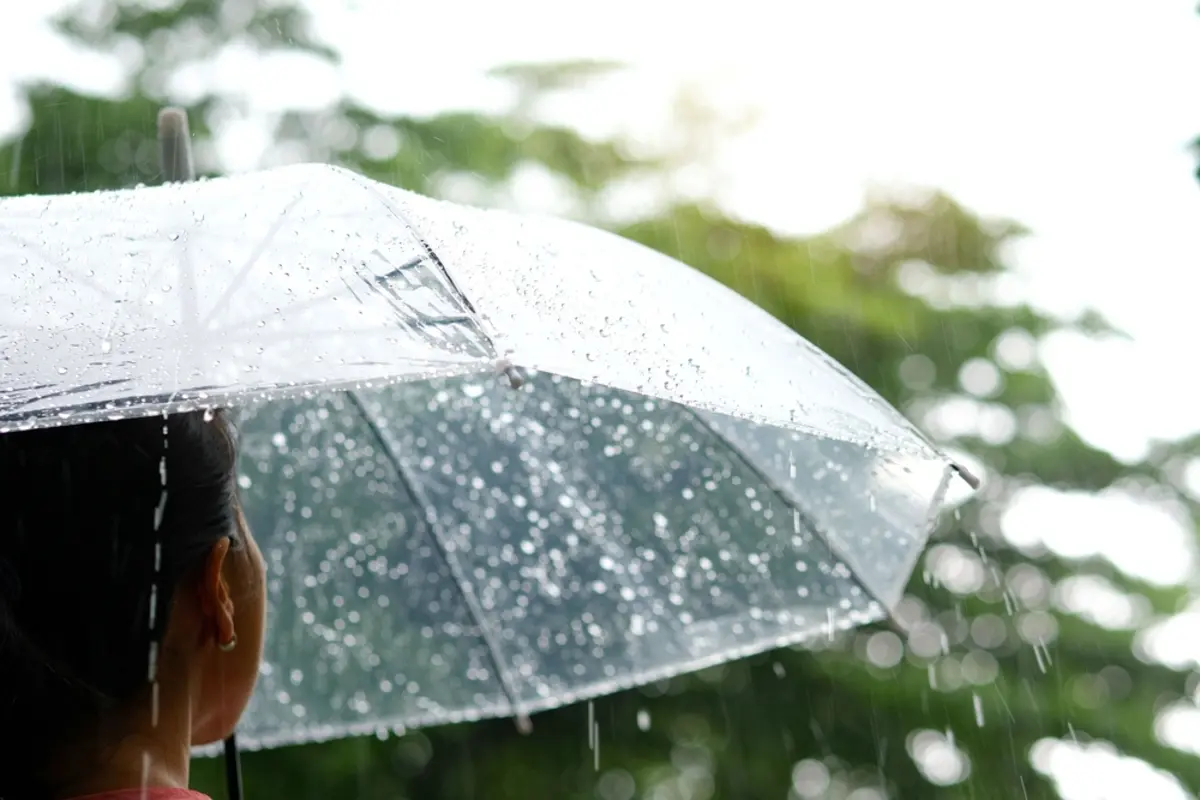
[0,163,967,751]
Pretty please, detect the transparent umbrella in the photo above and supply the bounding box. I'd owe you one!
[0,110,976,796]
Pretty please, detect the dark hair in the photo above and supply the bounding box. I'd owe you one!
[0,410,240,798]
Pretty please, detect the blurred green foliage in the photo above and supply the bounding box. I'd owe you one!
[3,2,1198,799]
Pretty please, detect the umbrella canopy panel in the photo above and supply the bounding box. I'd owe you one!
[0,167,494,427]
[227,370,951,751]
[0,164,937,462]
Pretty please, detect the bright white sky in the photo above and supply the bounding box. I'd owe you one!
[4,0,1195,459]
[323,0,1200,466]
[2,1,1199,794]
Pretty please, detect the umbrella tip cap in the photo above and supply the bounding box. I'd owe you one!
[157,106,195,183]
[496,359,525,390]
[157,106,190,136]
[952,462,981,491]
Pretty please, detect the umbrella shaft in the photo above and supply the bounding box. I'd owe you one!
[224,734,244,800]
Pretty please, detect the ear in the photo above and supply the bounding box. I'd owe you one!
[198,537,235,648]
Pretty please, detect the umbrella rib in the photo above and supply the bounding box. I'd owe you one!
[4,231,131,307]
[343,390,532,732]
[200,191,306,329]
[677,406,908,634]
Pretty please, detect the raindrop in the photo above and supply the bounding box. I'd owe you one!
[140,751,151,793]
[588,700,601,770]
[1032,641,1051,674]
[973,693,985,727]
[636,709,651,731]
[146,641,159,682]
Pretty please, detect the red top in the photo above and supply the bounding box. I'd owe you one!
[70,791,210,800]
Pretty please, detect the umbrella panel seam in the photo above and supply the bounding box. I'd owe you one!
[342,389,529,725]
[676,404,903,626]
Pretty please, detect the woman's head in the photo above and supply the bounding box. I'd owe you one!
[0,410,266,796]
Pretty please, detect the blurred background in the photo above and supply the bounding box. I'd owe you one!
[2,1,1199,797]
